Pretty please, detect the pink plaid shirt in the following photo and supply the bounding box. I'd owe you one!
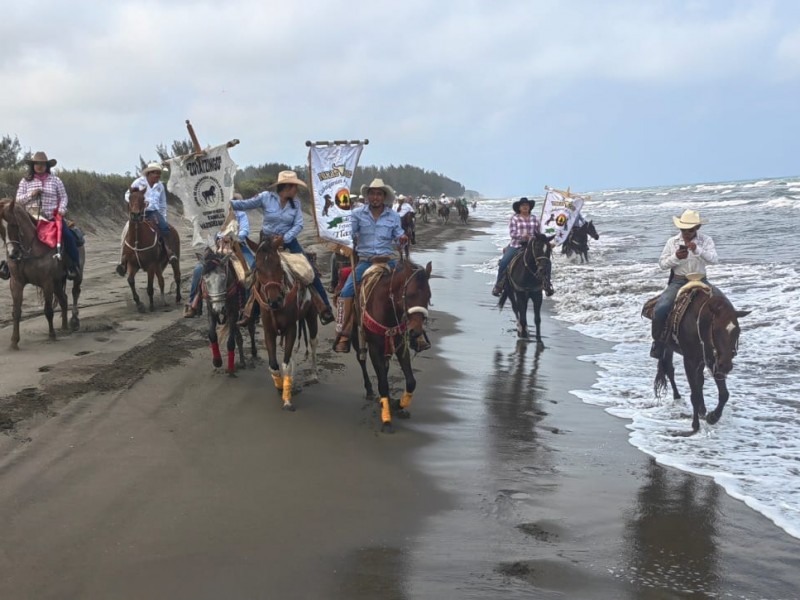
[508,214,540,248]
[16,175,69,218]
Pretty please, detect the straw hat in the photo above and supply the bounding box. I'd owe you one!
[512,197,535,214]
[25,151,57,167]
[269,170,307,188]
[673,209,707,229]
[360,178,395,203]
[142,162,165,176]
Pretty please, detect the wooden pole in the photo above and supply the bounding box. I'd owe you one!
[186,120,202,154]
[305,139,369,147]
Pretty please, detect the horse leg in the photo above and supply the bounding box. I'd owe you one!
[663,348,681,400]
[207,306,222,369]
[69,271,82,331]
[155,267,166,307]
[9,280,24,350]
[126,265,144,312]
[42,286,57,341]
[226,321,238,376]
[706,375,729,425]
[683,357,707,432]
[262,317,282,391]
[368,343,393,433]
[306,312,319,383]
[55,281,69,332]
[514,292,529,339]
[279,326,297,411]
[394,344,416,420]
[171,260,182,304]
[247,318,258,362]
[352,329,375,400]
[531,290,545,349]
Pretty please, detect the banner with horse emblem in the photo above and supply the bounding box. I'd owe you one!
[167,143,237,247]
[307,142,365,255]
[539,186,587,246]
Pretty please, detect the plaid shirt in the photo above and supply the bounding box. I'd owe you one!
[508,214,540,248]
[16,175,69,218]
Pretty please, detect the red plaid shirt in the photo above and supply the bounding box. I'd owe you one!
[508,214,540,248]
[16,175,69,218]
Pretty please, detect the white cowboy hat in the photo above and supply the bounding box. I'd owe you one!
[142,162,165,176]
[673,209,707,229]
[269,170,307,188]
[360,178,395,203]
[25,151,57,167]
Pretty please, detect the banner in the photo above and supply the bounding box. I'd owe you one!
[539,187,587,246]
[167,143,237,247]
[307,142,365,254]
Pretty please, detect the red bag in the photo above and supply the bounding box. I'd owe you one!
[36,219,60,248]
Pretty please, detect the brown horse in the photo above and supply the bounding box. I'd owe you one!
[248,233,318,411]
[642,283,750,433]
[457,203,469,224]
[122,188,181,311]
[497,232,554,349]
[400,211,415,259]
[0,197,84,349]
[200,249,257,375]
[351,259,433,433]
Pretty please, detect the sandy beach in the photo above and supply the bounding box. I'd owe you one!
[1,211,798,599]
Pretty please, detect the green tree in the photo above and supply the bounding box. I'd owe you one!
[0,134,25,170]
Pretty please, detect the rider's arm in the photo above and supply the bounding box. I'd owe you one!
[56,177,68,216]
[157,183,167,219]
[283,203,303,244]
[15,179,32,205]
[230,192,265,212]
[658,238,680,270]
[509,215,525,245]
[693,234,719,265]
[236,212,250,241]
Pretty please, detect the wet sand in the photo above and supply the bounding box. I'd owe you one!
[0,211,798,599]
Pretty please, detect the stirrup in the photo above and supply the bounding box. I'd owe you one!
[0,261,10,280]
[319,307,335,325]
[491,285,502,297]
[333,335,351,353]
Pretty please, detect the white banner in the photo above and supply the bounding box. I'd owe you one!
[539,187,586,246]
[307,143,364,253]
[166,144,237,247]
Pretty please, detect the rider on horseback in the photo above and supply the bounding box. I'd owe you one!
[333,178,411,353]
[3,151,82,281]
[116,162,179,276]
[650,209,719,359]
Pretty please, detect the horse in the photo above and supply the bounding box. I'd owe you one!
[122,188,181,311]
[562,220,599,263]
[642,282,750,434]
[0,197,84,349]
[400,212,416,259]
[437,204,450,224]
[248,233,318,411]
[418,202,431,223]
[457,203,469,224]
[199,249,257,376]
[350,259,433,433]
[497,233,554,349]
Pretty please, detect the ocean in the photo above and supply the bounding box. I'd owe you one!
[465,176,800,540]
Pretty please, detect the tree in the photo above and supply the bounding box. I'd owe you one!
[156,139,195,162]
[0,134,25,170]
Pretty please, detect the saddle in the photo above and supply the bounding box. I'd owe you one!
[642,280,712,346]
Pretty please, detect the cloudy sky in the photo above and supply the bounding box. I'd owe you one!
[3,0,799,197]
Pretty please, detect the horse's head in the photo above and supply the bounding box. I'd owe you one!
[392,259,433,348]
[255,232,287,309]
[200,249,232,318]
[587,220,599,240]
[128,187,146,221]
[707,297,750,378]
[0,196,36,259]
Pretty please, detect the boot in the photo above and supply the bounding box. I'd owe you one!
[238,293,255,326]
[310,288,335,325]
[333,297,354,353]
[161,238,178,266]
[649,340,665,359]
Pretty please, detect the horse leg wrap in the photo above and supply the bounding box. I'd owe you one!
[270,369,283,389]
[282,376,293,403]
[400,391,413,409]
[380,397,391,424]
[210,342,222,367]
[227,350,235,373]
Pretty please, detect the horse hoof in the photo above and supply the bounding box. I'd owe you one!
[381,421,395,434]
[706,411,720,425]
[396,409,410,420]
[136,304,146,314]
[70,318,80,332]
[537,340,545,351]
[227,371,237,378]
[212,357,222,368]
[282,403,296,412]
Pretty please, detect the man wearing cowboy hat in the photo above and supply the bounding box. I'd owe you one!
[650,209,719,359]
[11,151,82,280]
[116,162,178,276]
[333,178,410,353]
[492,197,549,297]
[231,170,335,325]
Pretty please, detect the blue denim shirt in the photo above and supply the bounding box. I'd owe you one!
[230,191,302,243]
[350,204,404,258]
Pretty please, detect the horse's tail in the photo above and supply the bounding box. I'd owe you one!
[653,358,668,399]
[497,286,509,310]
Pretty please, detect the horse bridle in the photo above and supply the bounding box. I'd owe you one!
[521,239,552,285]
[695,296,739,379]
[253,239,293,310]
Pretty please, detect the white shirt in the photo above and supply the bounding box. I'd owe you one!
[658,231,718,277]
[393,202,414,217]
[125,176,167,219]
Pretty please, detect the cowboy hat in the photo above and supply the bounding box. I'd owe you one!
[269,170,307,188]
[360,178,395,203]
[142,162,165,176]
[673,209,707,229]
[512,197,535,214]
[25,151,57,167]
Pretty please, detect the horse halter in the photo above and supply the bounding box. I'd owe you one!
[522,238,552,283]
[388,264,430,332]
[254,239,290,310]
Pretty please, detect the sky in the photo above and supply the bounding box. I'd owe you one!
[3,0,799,197]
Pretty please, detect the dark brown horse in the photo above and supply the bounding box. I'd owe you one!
[0,197,84,349]
[643,283,750,434]
[122,188,181,311]
[457,203,469,224]
[400,211,416,259]
[351,259,433,433]
[562,220,599,263]
[248,234,318,411]
[437,204,450,224]
[200,249,257,375]
[497,233,554,349]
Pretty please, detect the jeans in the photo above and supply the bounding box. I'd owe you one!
[339,259,397,298]
[61,226,80,265]
[240,243,255,269]
[146,210,170,237]
[652,276,720,339]
[495,246,521,285]
[283,238,331,309]
[189,262,203,304]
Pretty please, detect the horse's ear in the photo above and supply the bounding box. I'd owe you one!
[735,310,751,318]
[424,261,432,278]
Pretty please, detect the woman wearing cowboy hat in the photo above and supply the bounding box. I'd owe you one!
[650,209,719,359]
[333,178,410,353]
[230,170,334,325]
[116,162,178,276]
[13,151,81,280]
[492,197,549,297]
